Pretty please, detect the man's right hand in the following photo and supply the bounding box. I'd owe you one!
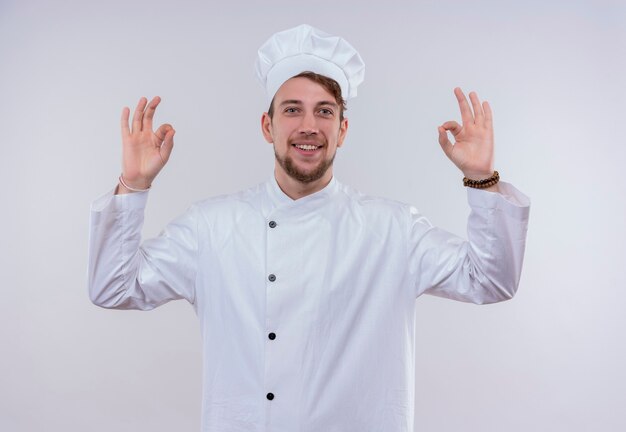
[117,96,175,194]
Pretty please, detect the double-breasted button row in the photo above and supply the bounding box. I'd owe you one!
[266,220,278,402]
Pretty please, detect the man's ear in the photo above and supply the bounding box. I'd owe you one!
[337,117,349,148]
[261,112,274,144]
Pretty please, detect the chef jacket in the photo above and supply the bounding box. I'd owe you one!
[88,176,530,432]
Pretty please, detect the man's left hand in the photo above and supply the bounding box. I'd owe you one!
[438,87,495,181]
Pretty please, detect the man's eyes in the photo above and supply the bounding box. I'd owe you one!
[283,107,334,116]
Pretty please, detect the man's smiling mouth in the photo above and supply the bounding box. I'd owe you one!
[293,144,322,151]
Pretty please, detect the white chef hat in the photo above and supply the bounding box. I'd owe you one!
[255,24,365,105]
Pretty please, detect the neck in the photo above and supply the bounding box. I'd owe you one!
[274,167,333,200]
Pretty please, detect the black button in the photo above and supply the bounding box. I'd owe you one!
[269,221,277,228]
[268,332,276,340]
[266,392,274,400]
[268,274,276,282]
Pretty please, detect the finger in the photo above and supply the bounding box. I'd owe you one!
[121,107,130,139]
[454,87,474,125]
[437,126,453,158]
[159,129,175,165]
[131,97,147,133]
[469,91,484,124]
[441,120,462,137]
[483,101,493,128]
[143,96,161,132]
[155,123,174,141]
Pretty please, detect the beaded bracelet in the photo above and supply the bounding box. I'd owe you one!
[119,174,151,192]
[463,170,500,189]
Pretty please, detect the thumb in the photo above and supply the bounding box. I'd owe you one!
[438,126,453,158]
[159,129,175,165]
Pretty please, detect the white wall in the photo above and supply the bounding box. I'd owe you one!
[1,0,625,430]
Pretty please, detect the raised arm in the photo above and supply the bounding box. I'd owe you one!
[409,88,530,303]
[88,97,197,310]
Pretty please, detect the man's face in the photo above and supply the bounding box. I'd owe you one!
[261,77,348,185]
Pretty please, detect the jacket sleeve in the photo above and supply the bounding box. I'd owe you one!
[408,182,530,304]
[87,188,199,310]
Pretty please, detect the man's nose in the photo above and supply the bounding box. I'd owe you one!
[299,112,318,135]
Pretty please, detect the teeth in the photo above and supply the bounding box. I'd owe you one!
[295,144,318,151]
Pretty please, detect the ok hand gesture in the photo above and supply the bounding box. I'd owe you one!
[119,96,175,191]
[438,88,494,180]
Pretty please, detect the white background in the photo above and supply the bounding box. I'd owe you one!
[1,0,625,431]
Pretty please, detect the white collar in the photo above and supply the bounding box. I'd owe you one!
[266,175,340,213]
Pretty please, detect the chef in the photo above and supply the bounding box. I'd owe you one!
[88,24,530,432]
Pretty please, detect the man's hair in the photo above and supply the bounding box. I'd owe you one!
[267,71,347,122]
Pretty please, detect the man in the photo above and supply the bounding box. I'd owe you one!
[88,24,530,431]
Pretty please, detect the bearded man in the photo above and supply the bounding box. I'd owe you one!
[88,24,530,432]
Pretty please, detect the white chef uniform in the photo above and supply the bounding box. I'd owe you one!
[88,176,530,431]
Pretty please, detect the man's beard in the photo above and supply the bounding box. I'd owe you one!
[274,149,336,184]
